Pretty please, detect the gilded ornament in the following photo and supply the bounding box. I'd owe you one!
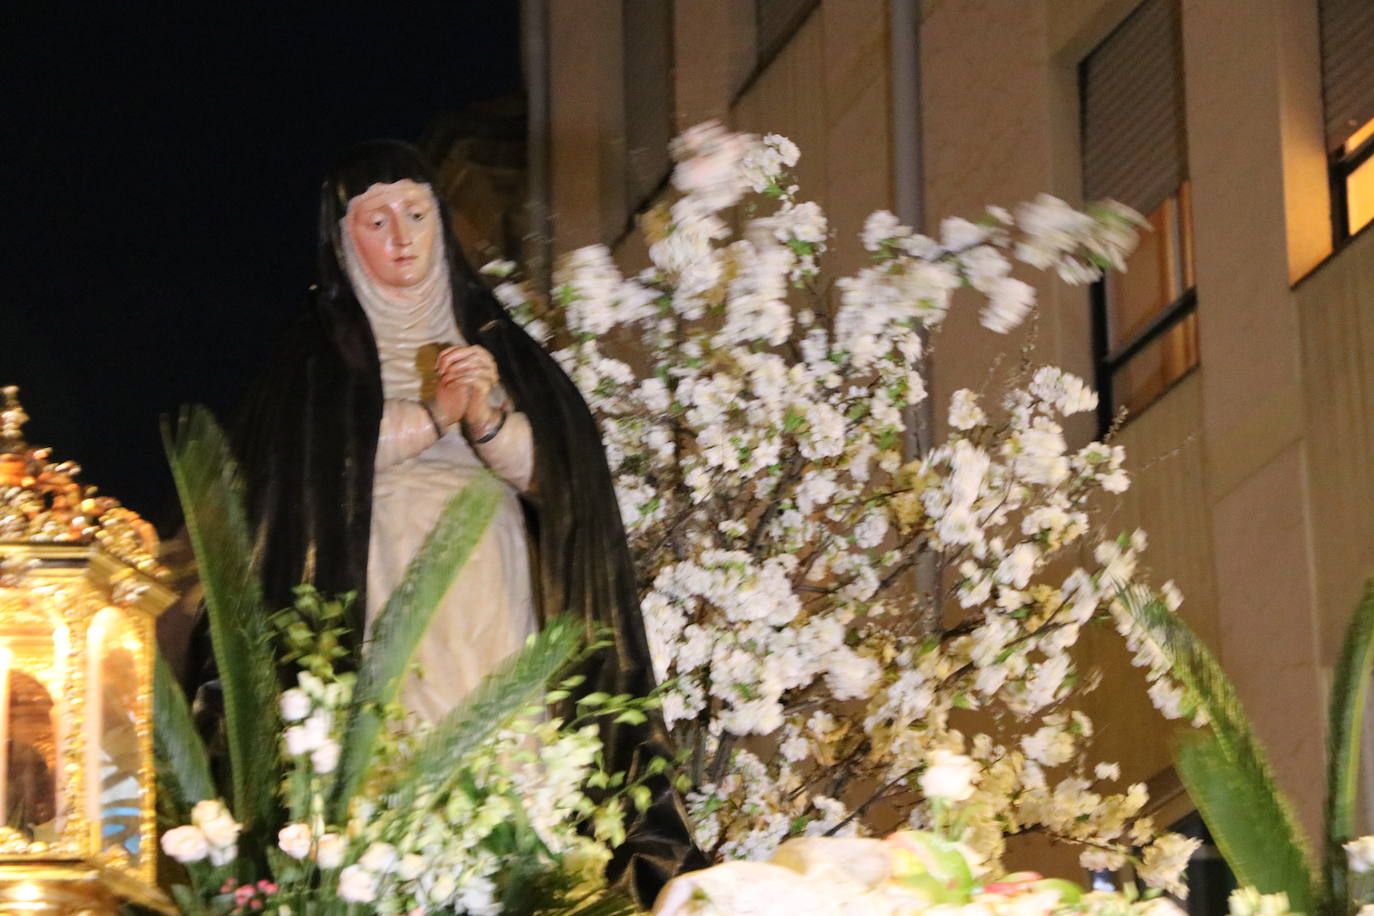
[0,387,175,916]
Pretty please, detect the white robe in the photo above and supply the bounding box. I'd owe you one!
[368,393,537,724]
[340,193,538,723]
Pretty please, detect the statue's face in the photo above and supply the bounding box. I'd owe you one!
[346,179,439,290]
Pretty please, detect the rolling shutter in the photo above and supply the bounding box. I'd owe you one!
[1081,0,1187,214]
[1320,0,1374,152]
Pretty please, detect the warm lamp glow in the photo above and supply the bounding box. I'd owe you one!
[1341,118,1374,237]
[10,882,43,902]
[0,388,175,916]
[1344,117,1374,156]
[1347,156,1374,237]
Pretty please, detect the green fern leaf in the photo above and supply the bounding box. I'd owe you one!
[162,406,280,835]
[1120,591,1316,908]
[1176,734,1315,913]
[331,472,503,816]
[1324,580,1374,911]
[536,889,642,916]
[152,655,214,825]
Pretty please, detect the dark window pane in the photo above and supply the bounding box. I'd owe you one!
[624,0,675,211]
[755,0,819,70]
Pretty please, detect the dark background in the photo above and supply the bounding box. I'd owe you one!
[1,5,523,529]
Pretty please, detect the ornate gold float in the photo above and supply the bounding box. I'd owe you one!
[0,387,175,916]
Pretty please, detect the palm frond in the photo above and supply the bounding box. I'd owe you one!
[385,615,582,808]
[536,889,641,916]
[331,472,503,815]
[1324,580,1374,911]
[1176,734,1315,913]
[1121,591,1316,907]
[152,655,214,825]
[162,406,280,833]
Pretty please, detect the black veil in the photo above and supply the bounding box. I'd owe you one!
[232,140,704,903]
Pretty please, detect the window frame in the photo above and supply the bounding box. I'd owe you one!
[1329,130,1374,245]
[1090,283,1198,435]
[1078,0,1196,433]
[729,0,821,104]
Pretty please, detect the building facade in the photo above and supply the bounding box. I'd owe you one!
[526,0,1374,872]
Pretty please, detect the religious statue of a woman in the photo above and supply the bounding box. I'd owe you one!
[228,140,703,903]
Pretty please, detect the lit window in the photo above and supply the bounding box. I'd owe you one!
[1337,119,1374,238]
[1081,0,1197,429]
[1099,185,1198,421]
[1318,0,1374,242]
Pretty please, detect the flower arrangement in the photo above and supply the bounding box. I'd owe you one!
[651,763,1190,916]
[489,122,1203,890]
[154,410,649,916]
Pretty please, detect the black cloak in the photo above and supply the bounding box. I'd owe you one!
[231,140,704,904]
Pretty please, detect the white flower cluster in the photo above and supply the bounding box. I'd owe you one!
[165,666,623,915]
[280,671,346,777]
[160,798,242,866]
[1228,887,1296,916]
[1349,835,1374,873]
[325,713,617,916]
[532,124,1196,893]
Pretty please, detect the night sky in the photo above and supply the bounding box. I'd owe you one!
[2,5,522,529]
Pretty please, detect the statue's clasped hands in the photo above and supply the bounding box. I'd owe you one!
[434,345,507,442]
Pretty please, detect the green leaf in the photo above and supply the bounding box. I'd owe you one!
[383,616,582,809]
[162,406,279,834]
[169,884,204,916]
[1177,734,1314,913]
[540,888,641,916]
[332,473,503,817]
[152,655,214,825]
[1120,590,1316,911]
[1324,580,1374,911]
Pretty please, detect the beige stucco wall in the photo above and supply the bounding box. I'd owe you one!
[1298,226,1374,662]
[921,0,1374,842]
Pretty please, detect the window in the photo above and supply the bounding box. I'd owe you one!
[1319,0,1374,242]
[623,0,675,215]
[755,0,820,72]
[729,0,821,99]
[1081,0,1197,431]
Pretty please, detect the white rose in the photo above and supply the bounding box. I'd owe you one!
[284,713,331,756]
[200,812,242,849]
[279,688,311,722]
[278,823,312,859]
[190,798,229,827]
[427,872,457,905]
[337,865,378,904]
[918,750,978,802]
[316,833,346,870]
[359,841,398,873]
[311,739,340,774]
[1347,836,1374,873]
[208,843,237,866]
[397,853,425,881]
[160,825,209,863]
